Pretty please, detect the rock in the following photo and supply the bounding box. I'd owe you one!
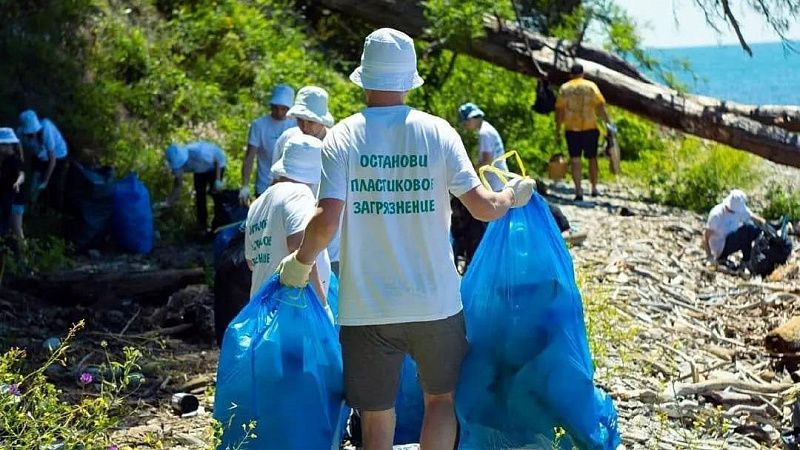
[150,284,215,343]
[734,424,772,445]
[765,316,800,353]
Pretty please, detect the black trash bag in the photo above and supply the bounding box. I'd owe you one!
[211,189,247,230]
[213,227,251,346]
[750,218,793,277]
[64,162,115,253]
[450,196,487,273]
[532,79,556,115]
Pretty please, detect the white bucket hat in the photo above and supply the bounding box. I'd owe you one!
[270,134,322,185]
[19,110,43,134]
[165,144,188,171]
[269,84,295,108]
[287,86,335,127]
[723,189,749,214]
[350,28,424,92]
[0,128,19,145]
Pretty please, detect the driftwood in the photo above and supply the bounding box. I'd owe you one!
[313,0,800,168]
[11,268,206,304]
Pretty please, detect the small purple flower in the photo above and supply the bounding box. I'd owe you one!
[79,372,93,385]
[7,384,20,396]
[107,446,119,450]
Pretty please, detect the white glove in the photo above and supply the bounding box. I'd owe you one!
[213,179,223,191]
[276,251,313,288]
[606,122,618,134]
[506,177,535,208]
[238,186,250,205]
[323,304,335,326]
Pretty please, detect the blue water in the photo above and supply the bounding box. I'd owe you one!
[648,42,799,105]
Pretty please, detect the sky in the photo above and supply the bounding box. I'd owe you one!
[613,0,800,48]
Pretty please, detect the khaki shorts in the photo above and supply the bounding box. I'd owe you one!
[339,311,468,411]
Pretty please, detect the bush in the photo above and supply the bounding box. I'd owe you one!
[0,321,141,449]
[626,138,758,212]
[761,186,800,221]
[613,110,667,160]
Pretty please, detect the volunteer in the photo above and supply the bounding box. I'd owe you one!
[240,84,296,205]
[245,133,332,321]
[161,141,227,232]
[270,85,343,274]
[17,110,68,210]
[277,28,535,450]
[458,102,508,191]
[0,128,25,244]
[554,64,612,201]
[703,189,765,269]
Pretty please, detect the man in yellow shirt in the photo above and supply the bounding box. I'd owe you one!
[555,64,612,201]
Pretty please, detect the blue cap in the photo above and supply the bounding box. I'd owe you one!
[269,84,295,108]
[19,110,42,134]
[0,128,19,145]
[458,102,485,123]
[165,144,188,171]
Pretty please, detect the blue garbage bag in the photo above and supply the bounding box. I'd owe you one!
[112,173,154,254]
[213,275,349,450]
[394,356,424,445]
[327,272,340,326]
[214,222,243,268]
[457,194,620,450]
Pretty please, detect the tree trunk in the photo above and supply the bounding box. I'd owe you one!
[313,0,800,168]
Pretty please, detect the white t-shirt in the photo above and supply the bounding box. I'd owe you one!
[247,116,297,194]
[245,182,331,298]
[479,120,508,191]
[706,204,753,258]
[320,105,481,326]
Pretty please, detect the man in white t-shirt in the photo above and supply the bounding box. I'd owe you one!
[244,133,332,318]
[703,189,765,267]
[277,28,535,450]
[458,102,509,192]
[239,84,297,204]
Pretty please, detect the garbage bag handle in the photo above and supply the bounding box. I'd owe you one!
[478,150,527,190]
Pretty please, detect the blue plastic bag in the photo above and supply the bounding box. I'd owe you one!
[213,275,348,450]
[214,222,243,268]
[457,194,620,450]
[112,173,153,254]
[394,356,424,445]
[327,272,340,326]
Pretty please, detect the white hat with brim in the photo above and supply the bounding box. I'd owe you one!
[19,110,43,134]
[349,28,424,92]
[0,128,19,145]
[287,86,335,127]
[166,144,188,172]
[723,189,749,214]
[269,84,295,108]
[270,134,322,185]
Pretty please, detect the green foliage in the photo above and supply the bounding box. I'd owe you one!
[0,321,141,449]
[761,186,800,221]
[1,237,72,282]
[613,110,667,160]
[423,0,513,44]
[626,138,758,213]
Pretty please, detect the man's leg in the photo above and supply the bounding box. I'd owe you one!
[718,224,761,261]
[340,324,406,450]
[570,157,582,198]
[588,158,599,195]
[585,130,600,196]
[565,132,583,200]
[408,312,468,450]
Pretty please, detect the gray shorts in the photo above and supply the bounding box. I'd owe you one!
[339,311,468,411]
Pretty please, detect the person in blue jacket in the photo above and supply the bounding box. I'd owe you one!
[17,110,67,210]
[159,141,227,232]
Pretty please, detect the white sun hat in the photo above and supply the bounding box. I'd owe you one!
[165,143,188,172]
[19,110,43,134]
[349,28,424,92]
[0,128,19,144]
[287,86,335,127]
[269,84,295,108]
[723,189,749,214]
[270,134,323,185]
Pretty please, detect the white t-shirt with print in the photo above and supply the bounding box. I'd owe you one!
[245,182,331,298]
[320,105,481,326]
[706,203,753,258]
[247,116,297,194]
[479,120,508,191]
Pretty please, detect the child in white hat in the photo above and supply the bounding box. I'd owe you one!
[244,133,332,321]
[240,84,297,205]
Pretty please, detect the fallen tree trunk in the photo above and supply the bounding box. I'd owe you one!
[11,268,206,304]
[314,0,800,167]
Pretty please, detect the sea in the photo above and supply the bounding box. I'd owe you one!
[646,41,799,106]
